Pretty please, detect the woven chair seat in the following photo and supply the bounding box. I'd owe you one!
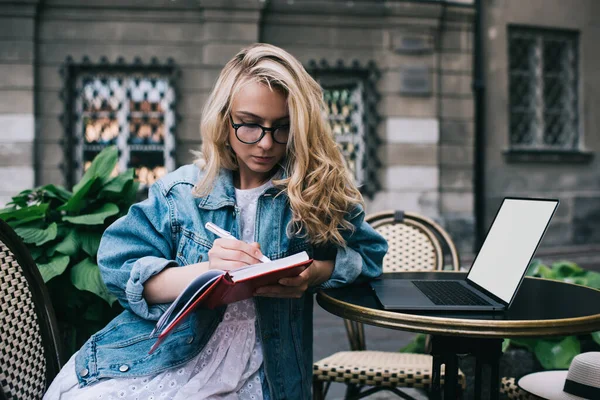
[500,377,542,400]
[313,351,466,390]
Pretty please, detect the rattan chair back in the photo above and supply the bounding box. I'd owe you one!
[366,210,460,273]
[0,219,62,399]
[314,210,465,399]
[344,210,461,351]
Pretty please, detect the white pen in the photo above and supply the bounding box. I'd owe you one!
[205,222,271,263]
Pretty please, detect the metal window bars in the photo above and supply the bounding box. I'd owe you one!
[72,73,176,189]
[508,27,579,150]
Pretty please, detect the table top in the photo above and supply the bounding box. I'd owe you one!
[317,271,600,338]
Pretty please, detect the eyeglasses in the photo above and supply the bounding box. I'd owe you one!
[229,115,290,145]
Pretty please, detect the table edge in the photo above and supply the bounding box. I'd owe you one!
[317,278,600,338]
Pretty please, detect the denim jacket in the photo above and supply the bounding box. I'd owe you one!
[74,164,387,399]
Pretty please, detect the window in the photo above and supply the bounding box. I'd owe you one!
[63,65,177,190]
[309,61,381,198]
[508,27,579,150]
[322,83,366,186]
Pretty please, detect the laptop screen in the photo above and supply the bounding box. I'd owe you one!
[467,198,558,304]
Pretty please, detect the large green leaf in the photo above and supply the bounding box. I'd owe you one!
[552,261,584,277]
[527,262,553,279]
[63,203,119,225]
[73,146,118,194]
[29,247,45,260]
[40,184,72,202]
[399,333,427,353]
[534,336,580,369]
[70,257,117,305]
[121,179,141,205]
[38,254,70,282]
[47,230,81,257]
[507,338,537,353]
[5,189,34,208]
[79,231,102,257]
[0,203,48,221]
[58,177,97,213]
[101,168,135,195]
[14,222,58,246]
[583,272,600,289]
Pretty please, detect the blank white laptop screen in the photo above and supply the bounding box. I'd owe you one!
[467,199,558,304]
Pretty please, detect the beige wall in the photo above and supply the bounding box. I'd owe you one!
[484,0,600,247]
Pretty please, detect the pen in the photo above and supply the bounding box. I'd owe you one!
[205,222,271,262]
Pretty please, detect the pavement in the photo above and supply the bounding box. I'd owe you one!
[312,301,430,400]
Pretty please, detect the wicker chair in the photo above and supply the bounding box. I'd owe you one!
[0,219,62,399]
[500,377,542,400]
[313,210,464,399]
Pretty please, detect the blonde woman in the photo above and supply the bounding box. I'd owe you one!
[45,43,387,400]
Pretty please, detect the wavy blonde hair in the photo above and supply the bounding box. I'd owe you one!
[194,43,363,247]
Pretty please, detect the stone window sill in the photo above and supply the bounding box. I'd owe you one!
[503,149,594,164]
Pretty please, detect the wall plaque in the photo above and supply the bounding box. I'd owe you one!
[392,33,434,54]
[400,66,432,96]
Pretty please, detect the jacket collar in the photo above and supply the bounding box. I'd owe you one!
[197,167,286,210]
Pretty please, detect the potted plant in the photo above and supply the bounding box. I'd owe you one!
[0,146,139,359]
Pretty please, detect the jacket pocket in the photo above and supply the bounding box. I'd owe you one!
[177,229,212,265]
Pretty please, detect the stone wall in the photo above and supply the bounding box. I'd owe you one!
[262,0,475,252]
[34,0,263,188]
[0,0,477,252]
[484,0,600,248]
[0,0,37,206]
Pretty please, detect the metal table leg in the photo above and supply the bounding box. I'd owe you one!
[430,336,503,399]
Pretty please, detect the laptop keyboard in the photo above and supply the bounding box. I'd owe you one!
[412,280,492,306]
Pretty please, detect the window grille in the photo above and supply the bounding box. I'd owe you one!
[508,27,579,150]
[67,70,176,189]
[323,84,366,185]
[309,60,381,198]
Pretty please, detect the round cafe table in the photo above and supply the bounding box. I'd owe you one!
[316,271,600,400]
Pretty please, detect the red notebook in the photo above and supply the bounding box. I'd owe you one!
[149,251,312,353]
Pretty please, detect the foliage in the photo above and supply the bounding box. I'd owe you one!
[0,146,138,358]
[400,260,600,370]
[503,259,600,369]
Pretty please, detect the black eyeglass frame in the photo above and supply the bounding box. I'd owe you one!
[229,115,290,145]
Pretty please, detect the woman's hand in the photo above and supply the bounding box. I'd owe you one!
[254,259,334,298]
[208,238,265,271]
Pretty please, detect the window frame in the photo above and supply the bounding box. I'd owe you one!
[60,59,179,189]
[307,60,382,198]
[504,25,592,163]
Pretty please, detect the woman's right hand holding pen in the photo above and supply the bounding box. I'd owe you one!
[207,238,265,271]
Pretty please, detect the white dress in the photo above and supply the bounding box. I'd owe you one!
[44,180,274,400]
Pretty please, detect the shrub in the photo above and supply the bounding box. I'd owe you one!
[0,146,137,358]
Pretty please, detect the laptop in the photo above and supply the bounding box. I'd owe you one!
[370,197,559,312]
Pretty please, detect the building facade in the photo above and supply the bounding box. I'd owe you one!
[483,0,600,263]
[1,0,597,259]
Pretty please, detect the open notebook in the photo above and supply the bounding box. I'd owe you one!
[148,251,312,353]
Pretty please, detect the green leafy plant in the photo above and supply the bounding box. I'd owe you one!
[504,260,600,369]
[0,146,138,358]
[400,260,600,370]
